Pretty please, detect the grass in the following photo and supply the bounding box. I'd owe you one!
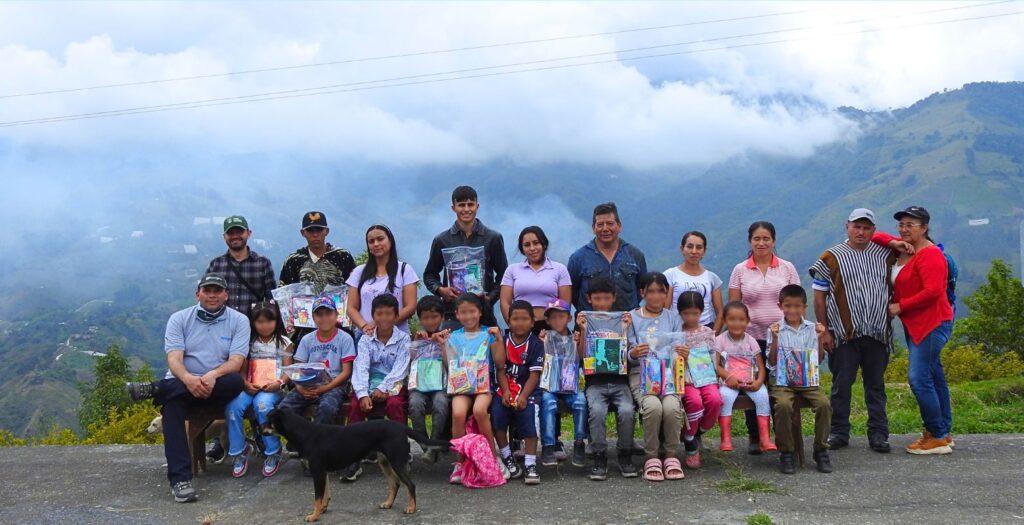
[709,451,781,494]
[745,512,776,525]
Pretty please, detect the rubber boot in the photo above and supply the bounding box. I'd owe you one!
[757,415,777,452]
[718,416,734,452]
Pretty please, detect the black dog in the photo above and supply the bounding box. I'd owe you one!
[263,408,449,520]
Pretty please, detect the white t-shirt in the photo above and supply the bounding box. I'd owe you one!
[891,264,905,286]
[345,261,420,333]
[663,266,723,327]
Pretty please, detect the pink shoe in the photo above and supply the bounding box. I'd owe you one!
[684,450,701,469]
[449,463,463,485]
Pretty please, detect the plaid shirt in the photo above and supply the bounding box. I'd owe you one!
[206,248,276,316]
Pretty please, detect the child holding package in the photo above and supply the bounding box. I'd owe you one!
[628,272,687,482]
[492,300,544,485]
[677,291,723,470]
[768,285,833,474]
[408,296,451,464]
[576,277,636,480]
[539,299,589,468]
[716,301,776,453]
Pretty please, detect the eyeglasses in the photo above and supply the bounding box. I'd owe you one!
[897,222,923,230]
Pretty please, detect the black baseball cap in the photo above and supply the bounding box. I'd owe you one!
[301,211,328,230]
[197,273,228,290]
[893,206,930,223]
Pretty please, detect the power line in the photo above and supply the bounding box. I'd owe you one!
[1,9,1020,128]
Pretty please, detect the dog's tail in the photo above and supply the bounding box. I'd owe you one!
[404,427,451,450]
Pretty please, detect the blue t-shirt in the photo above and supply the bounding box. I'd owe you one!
[164,305,250,379]
[294,329,357,378]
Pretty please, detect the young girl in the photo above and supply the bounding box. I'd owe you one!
[715,301,776,453]
[438,294,508,484]
[628,272,687,482]
[664,231,725,333]
[677,291,724,469]
[225,302,293,478]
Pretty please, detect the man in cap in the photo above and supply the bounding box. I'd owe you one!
[809,208,894,453]
[126,273,249,502]
[205,215,276,317]
[279,211,356,294]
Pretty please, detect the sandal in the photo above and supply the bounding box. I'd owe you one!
[663,457,685,480]
[643,458,664,482]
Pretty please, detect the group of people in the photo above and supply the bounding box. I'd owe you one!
[127,186,957,503]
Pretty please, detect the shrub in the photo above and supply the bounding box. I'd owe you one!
[84,403,162,445]
[885,344,1024,384]
[0,429,27,447]
[33,424,80,446]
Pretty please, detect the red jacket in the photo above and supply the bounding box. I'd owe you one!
[872,232,953,344]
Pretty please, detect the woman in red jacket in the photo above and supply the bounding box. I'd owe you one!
[873,206,953,455]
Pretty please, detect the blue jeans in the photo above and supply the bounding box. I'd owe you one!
[279,387,345,425]
[540,391,588,447]
[225,391,282,456]
[906,320,953,438]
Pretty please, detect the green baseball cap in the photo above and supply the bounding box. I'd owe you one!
[223,215,249,233]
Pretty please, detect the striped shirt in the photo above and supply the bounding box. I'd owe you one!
[728,256,801,340]
[809,242,892,347]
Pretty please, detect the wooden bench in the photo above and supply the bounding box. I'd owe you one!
[731,395,810,466]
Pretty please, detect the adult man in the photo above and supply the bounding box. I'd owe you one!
[205,215,276,317]
[126,273,249,502]
[279,211,356,294]
[423,185,508,328]
[567,202,648,312]
[809,208,893,453]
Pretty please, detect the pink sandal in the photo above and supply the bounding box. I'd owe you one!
[643,458,664,481]
[663,457,685,480]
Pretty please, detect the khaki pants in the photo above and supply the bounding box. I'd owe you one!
[770,386,831,453]
[629,371,683,459]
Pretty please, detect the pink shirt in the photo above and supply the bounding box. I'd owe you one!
[500,258,572,308]
[728,255,801,341]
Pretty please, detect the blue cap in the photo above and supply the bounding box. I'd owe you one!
[312,294,337,313]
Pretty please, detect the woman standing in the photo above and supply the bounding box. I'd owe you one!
[664,231,724,333]
[346,224,419,334]
[728,221,800,453]
[873,206,954,455]
[500,226,572,334]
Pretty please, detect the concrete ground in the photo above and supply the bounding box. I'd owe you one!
[1,434,1023,525]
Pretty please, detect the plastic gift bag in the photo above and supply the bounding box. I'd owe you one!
[442,246,485,295]
[684,331,718,388]
[271,282,315,332]
[540,332,579,393]
[409,340,445,392]
[640,332,686,397]
[321,284,349,327]
[446,331,492,395]
[720,339,758,386]
[776,347,820,387]
[581,311,628,376]
[281,363,331,388]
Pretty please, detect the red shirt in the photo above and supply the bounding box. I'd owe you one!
[872,232,953,344]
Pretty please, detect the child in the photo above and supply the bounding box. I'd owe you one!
[627,272,687,481]
[767,285,833,474]
[409,296,451,464]
[716,301,776,453]
[349,294,411,422]
[225,301,293,478]
[576,277,635,480]
[539,299,588,468]
[677,291,723,470]
[440,293,508,484]
[492,300,544,484]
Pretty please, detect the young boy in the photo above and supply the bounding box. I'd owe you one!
[422,185,509,329]
[768,284,833,474]
[492,300,544,485]
[539,299,588,468]
[576,277,636,480]
[408,296,451,464]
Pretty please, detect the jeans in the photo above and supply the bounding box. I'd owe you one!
[153,373,244,484]
[225,391,282,456]
[906,320,953,438]
[279,387,345,425]
[540,390,588,447]
[829,336,890,441]
[408,390,451,440]
[585,383,634,455]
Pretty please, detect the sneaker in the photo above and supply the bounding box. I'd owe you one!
[502,454,522,479]
[571,440,586,468]
[171,480,198,503]
[449,463,463,485]
[813,450,834,473]
[617,451,637,478]
[262,453,282,477]
[340,462,363,482]
[827,435,849,450]
[285,441,300,458]
[779,452,796,474]
[421,447,440,464]
[747,440,762,455]
[869,438,891,453]
[906,436,952,455]
[523,463,540,485]
[362,454,378,464]
[206,441,226,464]
[945,434,956,448]
[541,445,558,467]
[554,441,568,462]
[231,444,253,478]
[684,449,701,470]
[126,381,158,402]
[590,452,608,481]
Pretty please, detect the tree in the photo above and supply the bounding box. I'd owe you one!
[77,345,155,431]
[954,259,1024,358]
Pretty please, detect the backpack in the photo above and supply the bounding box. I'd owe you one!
[937,244,958,314]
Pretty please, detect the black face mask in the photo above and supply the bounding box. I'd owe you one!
[196,304,227,323]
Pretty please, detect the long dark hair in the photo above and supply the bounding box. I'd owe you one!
[249,301,288,349]
[746,221,776,258]
[358,224,400,294]
[517,225,550,256]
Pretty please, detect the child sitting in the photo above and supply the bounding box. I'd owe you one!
[408,296,451,464]
[716,301,776,453]
[492,300,544,484]
[539,299,588,468]
[767,285,833,474]
[677,291,723,470]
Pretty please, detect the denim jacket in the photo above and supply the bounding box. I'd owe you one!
[567,239,647,312]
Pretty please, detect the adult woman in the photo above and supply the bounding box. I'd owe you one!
[728,221,800,453]
[873,206,953,455]
[345,224,419,334]
[500,225,572,334]
[664,231,724,332]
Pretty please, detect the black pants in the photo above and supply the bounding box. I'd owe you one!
[154,373,244,484]
[828,336,890,441]
[744,340,771,441]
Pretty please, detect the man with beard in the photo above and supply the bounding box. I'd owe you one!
[206,215,276,317]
